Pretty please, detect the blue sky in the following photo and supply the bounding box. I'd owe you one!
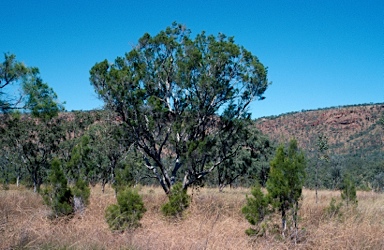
[1,0,383,118]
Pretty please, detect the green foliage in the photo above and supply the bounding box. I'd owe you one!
[66,135,92,182]
[242,183,270,236]
[1,54,64,193]
[42,158,73,218]
[113,164,135,193]
[266,139,306,234]
[69,119,134,192]
[316,134,329,160]
[90,22,270,194]
[325,197,343,219]
[161,183,191,218]
[0,53,63,116]
[372,171,384,192]
[242,140,306,237]
[341,174,358,206]
[71,178,90,212]
[22,72,64,120]
[105,187,146,231]
[215,124,274,189]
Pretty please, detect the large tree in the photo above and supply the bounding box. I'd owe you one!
[12,113,65,192]
[0,53,64,192]
[90,23,270,194]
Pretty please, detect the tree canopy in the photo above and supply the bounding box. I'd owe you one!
[0,53,63,115]
[90,23,270,194]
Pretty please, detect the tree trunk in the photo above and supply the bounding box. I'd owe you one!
[281,209,287,237]
[33,172,39,193]
[219,183,225,192]
[101,181,106,193]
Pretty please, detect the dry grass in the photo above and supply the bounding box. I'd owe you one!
[1,185,384,250]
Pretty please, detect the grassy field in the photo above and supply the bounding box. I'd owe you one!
[1,185,384,249]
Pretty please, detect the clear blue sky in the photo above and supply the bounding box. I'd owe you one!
[1,0,383,118]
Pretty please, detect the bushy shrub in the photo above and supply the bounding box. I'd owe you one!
[71,178,90,213]
[325,197,343,219]
[341,174,357,206]
[105,187,146,231]
[161,182,190,218]
[242,183,270,236]
[42,158,73,218]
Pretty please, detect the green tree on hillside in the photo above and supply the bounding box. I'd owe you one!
[90,22,270,195]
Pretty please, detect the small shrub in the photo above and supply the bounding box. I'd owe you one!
[71,178,90,213]
[242,183,270,236]
[341,174,358,206]
[105,187,146,231]
[161,182,190,218]
[42,158,73,218]
[325,197,343,218]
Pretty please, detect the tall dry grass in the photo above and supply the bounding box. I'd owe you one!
[1,185,383,249]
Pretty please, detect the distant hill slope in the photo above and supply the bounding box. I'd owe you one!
[255,103,384,156]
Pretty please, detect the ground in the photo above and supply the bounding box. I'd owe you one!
[1,185,384,249]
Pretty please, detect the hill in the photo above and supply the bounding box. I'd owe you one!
[255,103,384,190]
[255,103,384,154]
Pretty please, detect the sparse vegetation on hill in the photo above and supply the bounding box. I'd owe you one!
[256,103,384,154]
[255,103,384,190]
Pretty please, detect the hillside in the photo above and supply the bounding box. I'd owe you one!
[255,103,384,156]
[255,103,384,190]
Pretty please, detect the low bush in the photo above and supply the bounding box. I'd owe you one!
[161,182,190,218]
[41,158,73,218]
[105,187,146,231]
[241,183,270,236]
[71,178,90,213]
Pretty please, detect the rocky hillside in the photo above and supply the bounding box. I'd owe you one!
[255,103,384,156]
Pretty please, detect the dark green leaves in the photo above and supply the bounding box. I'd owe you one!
[267,140,306,208]
[105,187,146,231]
[90,23,270,193]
